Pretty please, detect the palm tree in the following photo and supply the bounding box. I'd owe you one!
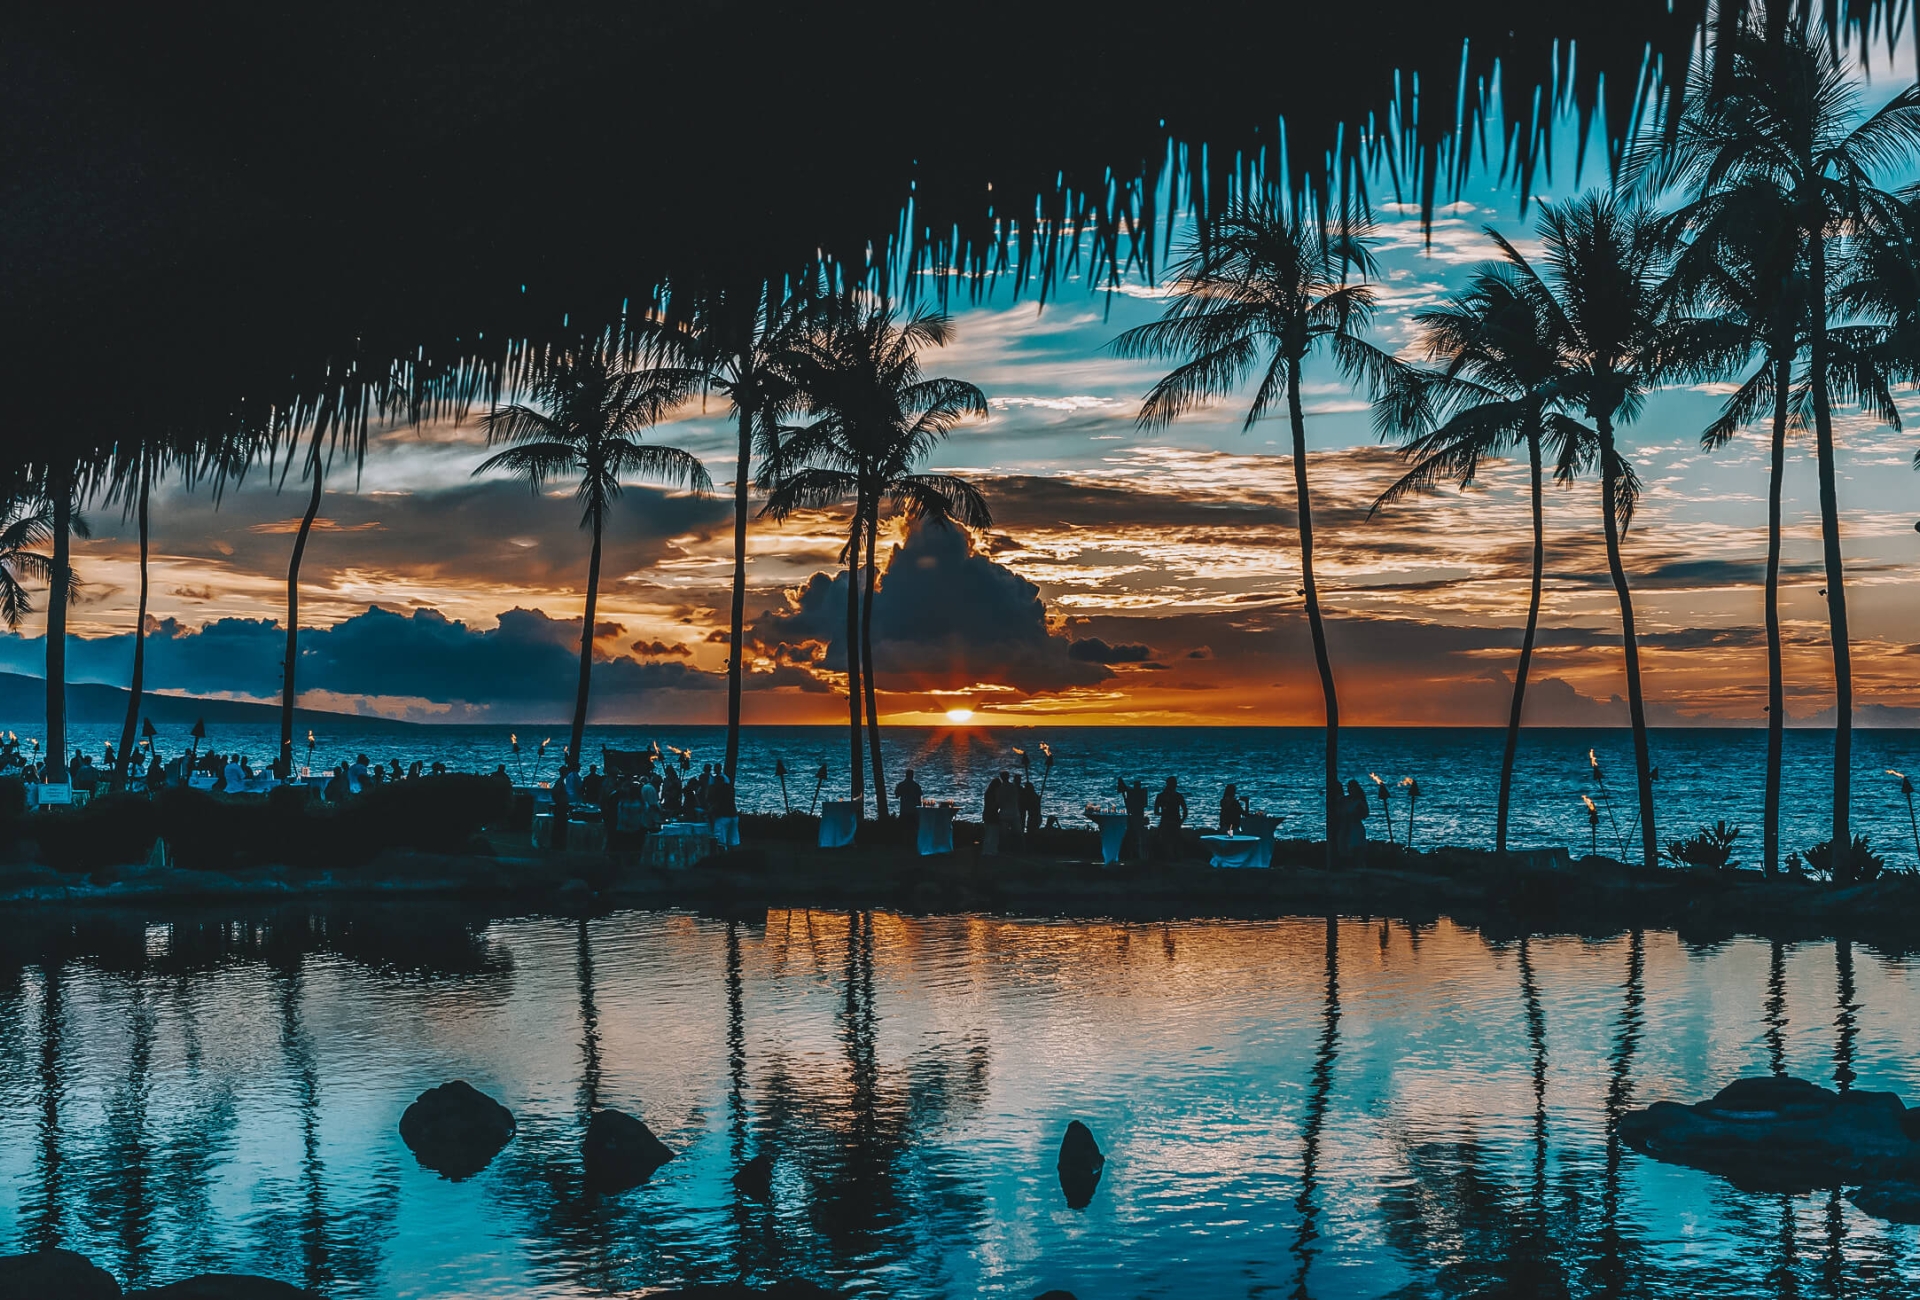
[1490,194,1739,869]
[1636,22,1920,875]
[1371,264,1583,856]
[1114,202,1401,869]
[475,333,710,765]
[1662,174,1807,875]
[760,304,990,819]
[656,280,812,783]
[0,495,67,635]
[110,443,158,790]
[34,452,97,783]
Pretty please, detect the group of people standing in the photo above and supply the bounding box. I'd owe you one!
[978,768,1044,854]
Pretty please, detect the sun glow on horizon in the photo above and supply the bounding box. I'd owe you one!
[945,708,975,724]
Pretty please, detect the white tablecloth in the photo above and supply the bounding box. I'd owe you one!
[1240,813,1283,868]
[1202,834,1265,869]
[567,818,606,852]
[531,813,555,848]
[647,821,718,869]
[1087,812,1130,865]
[916,804,955,856]
[819,800,858,848]
[713,815,740,848]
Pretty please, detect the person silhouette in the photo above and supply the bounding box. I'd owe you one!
[1154,776,1188,859]
[896,768,923,842]
[1121,777,1149,861]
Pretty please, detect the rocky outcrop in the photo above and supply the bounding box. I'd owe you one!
[1622,1076,1920,1219]
[733,1150,774,1201]
[1057,1120,1106,1209]
[583,1109,675,1191]
[130,1276,313,1299]
[398,1080,516,1179]
[0,1249,121,1299]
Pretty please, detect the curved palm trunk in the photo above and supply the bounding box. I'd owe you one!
[280,461,323,778]
[1597,416,1657,869]
[1763,354,1789,876]
[845,516,865,817]
[114,461,150,790]
[570,511,603,768]
[861,516,887,820]
[1287,364,1340,870]
[46,465,72,784]
[1496,430,1546,855]
[725,401,752,782]
[1807,236,1853,877]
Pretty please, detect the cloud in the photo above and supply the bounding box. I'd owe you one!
[1067,637,1152,663]
[749,519,1111,695]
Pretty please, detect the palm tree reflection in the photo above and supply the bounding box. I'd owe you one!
[1289,915,1340,1300]
[1593,929,1645,1298]
[1765,940,1789,1077]
[31,961,64,1253]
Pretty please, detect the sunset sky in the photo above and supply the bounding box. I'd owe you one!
[8,66,1920,728]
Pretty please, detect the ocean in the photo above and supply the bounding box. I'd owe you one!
[9,719,1920,866]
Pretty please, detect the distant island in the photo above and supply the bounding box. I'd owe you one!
[0,671,413,730]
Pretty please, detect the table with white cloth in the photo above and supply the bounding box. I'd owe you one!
[1087,811,1131,865]
[712,815,741,849]
[1239,812,1283,868]
[915,803,955,856]
[567,818,607,852]
[818,800,858,848]
[646,821,718,869]
[188,775,217,792]
[531,813,556,849]
[1202,833,1265,869]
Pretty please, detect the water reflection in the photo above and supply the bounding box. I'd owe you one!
[2,910,1920,1298]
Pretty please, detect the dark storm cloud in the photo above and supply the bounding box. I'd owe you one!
[1068,637,1152,663]
[97,479,732,592]
[750,520,1111,694]
[976,474,1297,531]
[0,605,719,717]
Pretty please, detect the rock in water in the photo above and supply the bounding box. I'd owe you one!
[130,1277,313,1299]
[1621,1075,1920,1194]
[1057,1120,1106,1209]
[733,1150,774,1201]
[0,1249,121,1299]
[583,1109,675,1191]
[398,1080,516,1179]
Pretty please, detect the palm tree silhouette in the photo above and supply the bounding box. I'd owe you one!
[658,280,814,782]
[1636,22,1920,876]
[1662,171,1807,876]
[0,496,64,634]
[760,304,989,819]
[1488,195,1737,869]
[1372,265,1587,856]
[476,333,710,766]
[1116,202,1401,868]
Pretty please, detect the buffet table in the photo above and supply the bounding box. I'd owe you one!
[1201,833,1265,869]
[818,800,858,848]
[915,803,955,856]
[1239,812,1283,868]
[1086,810,1131,865]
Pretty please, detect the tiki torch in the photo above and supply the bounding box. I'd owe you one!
[1401,776,1421,849]
[1583,795,1599,858]
[1892,770,1919,866]
[776,756,792,815]
[305,729,316,778]
[1370,773,1394,845]
[810,762,828,815]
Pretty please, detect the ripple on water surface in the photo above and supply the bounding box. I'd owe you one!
[0,907,1918,1297]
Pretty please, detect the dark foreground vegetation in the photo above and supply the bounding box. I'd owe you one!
[5,782,1920,948]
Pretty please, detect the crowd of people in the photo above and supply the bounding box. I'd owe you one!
[546,753,737,851]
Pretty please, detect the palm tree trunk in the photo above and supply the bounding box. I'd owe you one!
[1597,416,1657,869]
[46,463,72,784]
[1763,354,1789,876]
[861,515,887,820]
[845,516,865,817]
[1807,235,1852,878]
[1287,363,1339,871]
[570,509,603,768]
[1497,430,1545,856]
[114,460,150,791]
[724,401,752,782]
[280,460,323,779]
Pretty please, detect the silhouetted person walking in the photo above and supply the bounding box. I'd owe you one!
[1120,777,1149,862]
[1021,773,1042,836]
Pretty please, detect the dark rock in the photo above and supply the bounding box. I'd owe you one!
[398,1080,516,1179]
[1850,1179,1920,1224]
[733,1150,774,1201]
[1034,1293,1081,1300]
[130,1276,313,1299]
[637,1282,835,1298]
[1057,1119,1105,1209]
[583,1108,675,1191]
[0,1249,121,1299]
[1621,1076,1920,1194]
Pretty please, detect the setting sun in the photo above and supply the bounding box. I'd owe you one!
[945,708,974,724]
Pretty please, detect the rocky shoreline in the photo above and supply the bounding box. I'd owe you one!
[2,826,1918,944]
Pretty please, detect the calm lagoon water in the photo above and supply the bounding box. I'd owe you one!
[16,722,1920,867]
[2,907,1919,1297]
